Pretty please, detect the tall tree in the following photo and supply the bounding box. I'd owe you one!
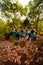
[0,0,27,20]
[0,0,28,29]
[28,0,43,34]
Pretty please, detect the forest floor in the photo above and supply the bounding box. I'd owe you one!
[0,36,43,65]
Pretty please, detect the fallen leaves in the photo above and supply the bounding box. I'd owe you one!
[0,40,43,65]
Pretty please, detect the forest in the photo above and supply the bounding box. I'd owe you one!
[0,0,43,65]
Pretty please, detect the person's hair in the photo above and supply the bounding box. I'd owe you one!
[26,29,28,31]
[31,30,34,33]
[21,29,23,33]
[15,29,17,32]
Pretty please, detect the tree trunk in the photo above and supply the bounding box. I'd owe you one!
[36,15,39,35]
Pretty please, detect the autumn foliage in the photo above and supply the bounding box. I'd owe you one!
[0,40,43,65]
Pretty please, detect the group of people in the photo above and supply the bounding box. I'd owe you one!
[11,26,36,42]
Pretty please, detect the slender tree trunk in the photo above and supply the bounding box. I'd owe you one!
[36,15,39,35]
[36,21,38,34]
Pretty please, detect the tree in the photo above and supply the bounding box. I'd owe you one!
[23,18,29,25]
[28,0,43,34]
[0,0,28,30]
[0,0,27,20]
[0,18,7,35]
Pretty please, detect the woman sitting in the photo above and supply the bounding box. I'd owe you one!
[28,29,36,42]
